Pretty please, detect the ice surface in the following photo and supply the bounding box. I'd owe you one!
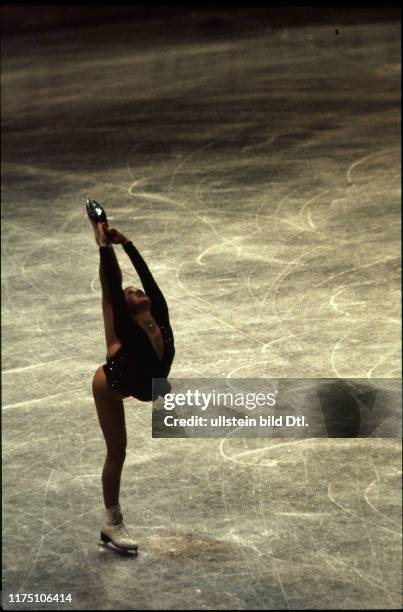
[2,10,401,610]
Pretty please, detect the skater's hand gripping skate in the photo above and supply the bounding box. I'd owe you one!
[95,222,113,247]
[105,227,129,245]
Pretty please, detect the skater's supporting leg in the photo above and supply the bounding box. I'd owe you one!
[92,366,127,508]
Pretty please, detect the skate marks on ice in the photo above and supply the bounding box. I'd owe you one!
[148,529,236,559]
[217,436,401,606]
[2,15,401,611]
[125,108,400,379]
[121,98,401,604]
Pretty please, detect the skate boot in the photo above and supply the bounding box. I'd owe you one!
[86,197,108,226]
[86,197,111,245]
[100,504,138,552]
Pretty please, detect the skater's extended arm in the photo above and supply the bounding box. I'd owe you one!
[123,241,169,323]
[106,226,169,323]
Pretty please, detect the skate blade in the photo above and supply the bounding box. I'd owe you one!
[99,532,138,554]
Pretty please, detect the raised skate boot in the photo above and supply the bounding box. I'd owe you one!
[86,197,108,226]
[100,504,138,552]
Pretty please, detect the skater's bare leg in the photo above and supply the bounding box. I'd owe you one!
[92,366,127,508]
[92,367,138,550]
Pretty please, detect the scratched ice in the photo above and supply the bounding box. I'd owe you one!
[2,10,401,611]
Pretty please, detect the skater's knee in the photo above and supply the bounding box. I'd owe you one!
[106,445,126,465]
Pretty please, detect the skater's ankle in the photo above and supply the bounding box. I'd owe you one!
[106,503,121,511]
[104,503,123,525]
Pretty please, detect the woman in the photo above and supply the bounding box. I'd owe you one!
[88,199,175,552]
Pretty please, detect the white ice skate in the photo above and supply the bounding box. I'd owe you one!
[99,504,138,552]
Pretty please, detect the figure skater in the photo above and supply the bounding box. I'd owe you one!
[87,198,175,552]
